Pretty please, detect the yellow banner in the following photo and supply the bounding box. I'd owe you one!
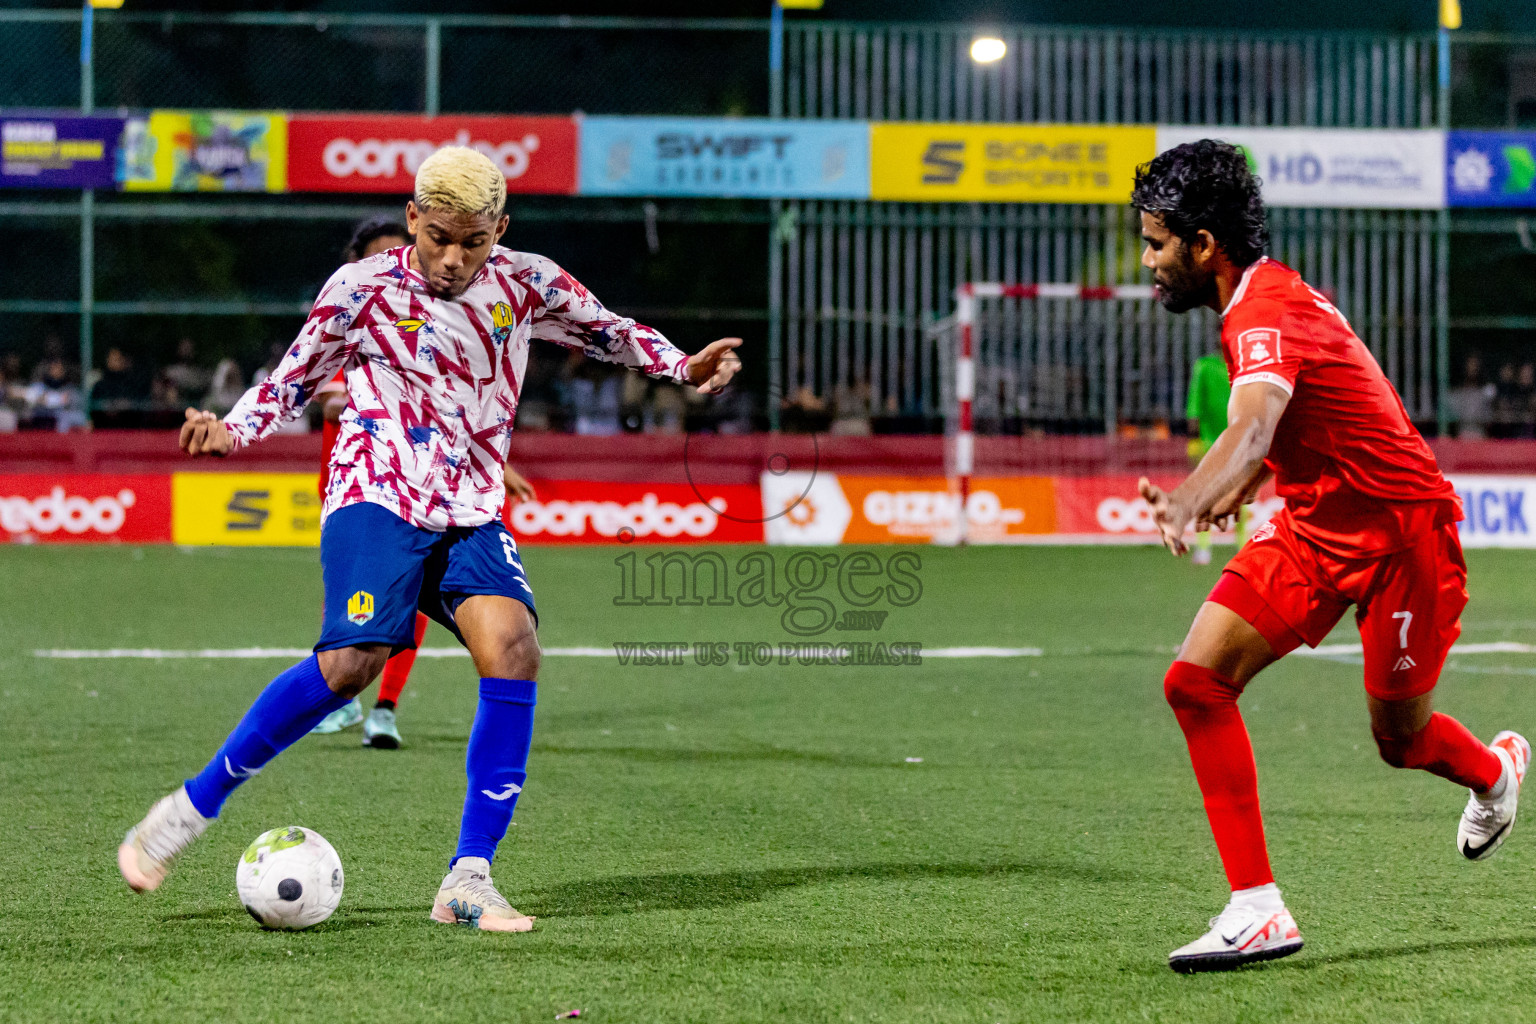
[123,111,288,193]
[869,122,1156,203]
[172,473,322,546]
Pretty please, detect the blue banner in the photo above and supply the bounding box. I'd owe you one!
[1447,131,1536,208]
[0,114,125,189]
[579,117,869,198]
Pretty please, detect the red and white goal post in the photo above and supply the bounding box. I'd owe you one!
[949,282,1156,545]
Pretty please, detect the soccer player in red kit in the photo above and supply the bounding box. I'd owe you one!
[307,217,538,746]
[1132,141,1529,972]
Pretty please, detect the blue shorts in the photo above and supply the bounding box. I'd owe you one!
[315,501,537,655]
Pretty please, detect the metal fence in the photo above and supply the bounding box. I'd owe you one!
[3,10,1536,433]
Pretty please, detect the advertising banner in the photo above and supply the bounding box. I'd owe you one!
[0,475,171,544]
[579,116,869,198]
[1448,475,1536,547]
[121,111,287,192]
[869,123,1155,203]
[760,472,1056,544]
[0,115,124,189]
[1446,132,1536,208]
[172,472,323,546]
[1156,127,1445,209]
[504,481,763,545]
[1053,474,1283,543]
[288,114,578,195]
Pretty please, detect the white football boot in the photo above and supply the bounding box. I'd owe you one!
[430,856,535,932]
[118,785,210,892]
[1458,730,1531,861]
[1168,893,1303,973]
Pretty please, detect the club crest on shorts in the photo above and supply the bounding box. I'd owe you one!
[346,590,375,625]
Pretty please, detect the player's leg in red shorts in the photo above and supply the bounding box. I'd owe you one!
[1167,514,1349,892]
[377,612,429,709]
[1354,524,1502,793]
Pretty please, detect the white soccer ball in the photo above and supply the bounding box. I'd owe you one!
[236,826,344,930]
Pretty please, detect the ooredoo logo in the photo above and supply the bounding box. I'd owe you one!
[510,493,723,540]
[288,116,579,195]
[322,129,541,182]
[1096,497,1158,533]
[0,486,136,536]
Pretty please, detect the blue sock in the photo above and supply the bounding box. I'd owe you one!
[453,678,536,867]
[184,655,351,819]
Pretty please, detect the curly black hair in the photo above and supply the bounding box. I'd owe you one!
[343,216,410,263]
[1131,140,1268,268]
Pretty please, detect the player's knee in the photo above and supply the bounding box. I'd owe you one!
[1373,731,1414,769]
[317,644,390,698]
[1163,660,1235,714]
[477,626,541,681]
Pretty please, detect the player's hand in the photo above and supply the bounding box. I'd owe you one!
[503,465,536,504]
[1139,476,1190,557]
[686,337,743,395]
[178,408,233,458]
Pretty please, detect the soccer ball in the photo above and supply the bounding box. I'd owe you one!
[236,826,344,930]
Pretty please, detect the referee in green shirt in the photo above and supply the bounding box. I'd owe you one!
[1185,351,1248,563]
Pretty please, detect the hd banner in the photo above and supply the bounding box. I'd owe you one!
[1156,127,1445,209]
[0,115,125,189]
[121,111,287,192]
[1446,132,1536,208]
[287,114,578,195]
[869,123,1155,203]
[579,116,869,198]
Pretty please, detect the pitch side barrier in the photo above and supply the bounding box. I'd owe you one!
[2,438,1533,548]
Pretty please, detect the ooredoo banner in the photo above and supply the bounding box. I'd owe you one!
[503,481,763,545]
[287,114,578,194]
[1053,474,1283,543]
[0,475,171,543]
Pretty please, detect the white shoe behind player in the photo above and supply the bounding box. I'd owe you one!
[1458,730,1530,861]
[1168,889,1303,973]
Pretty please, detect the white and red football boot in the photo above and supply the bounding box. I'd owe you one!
[1168,898,1303,973]
[1458,730,1531,862]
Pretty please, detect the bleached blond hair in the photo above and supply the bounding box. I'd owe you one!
[413,146,507,219]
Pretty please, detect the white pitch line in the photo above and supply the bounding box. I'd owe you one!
[31,641,1536,661]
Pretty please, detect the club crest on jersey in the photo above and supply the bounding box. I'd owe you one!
[1238,328,1281,372]
[347,590,375,625]
[491,302,516,346]
[394,318,428,333]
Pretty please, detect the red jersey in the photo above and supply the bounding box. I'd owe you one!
[1221,257,1459,557]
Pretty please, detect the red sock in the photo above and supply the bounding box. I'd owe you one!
[1164,660,1274,890]
[377,613,429,708]
[1374,713,1502,791]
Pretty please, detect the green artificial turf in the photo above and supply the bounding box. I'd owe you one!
[3,542,1536,1023]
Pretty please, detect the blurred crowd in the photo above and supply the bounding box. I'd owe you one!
[1447,355,1536,439]
[0,336,764,436]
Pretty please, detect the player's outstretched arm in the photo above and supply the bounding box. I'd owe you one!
[179,408,233,457]
[1140,381,1289,556]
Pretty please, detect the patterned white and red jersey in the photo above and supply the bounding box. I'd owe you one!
[224,245,691,530]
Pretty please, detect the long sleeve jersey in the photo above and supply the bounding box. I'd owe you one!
[224,245,692,530]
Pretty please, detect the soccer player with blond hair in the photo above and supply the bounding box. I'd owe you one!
[117,147,743,930]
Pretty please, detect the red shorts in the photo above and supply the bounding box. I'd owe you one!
[1210,511,1468,701]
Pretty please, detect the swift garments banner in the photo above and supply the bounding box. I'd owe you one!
[287,114,578,194]
[0,475,171,543]
[0,115,125,189]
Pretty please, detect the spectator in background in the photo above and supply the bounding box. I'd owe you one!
[162,337,213,405]
[89,347,150,428]
[29,333,78,387]
[1517,363,1536,440]
[0,357,20,432]
[1449,355,1496,439]
[204,358,246,417]
[24,356,86,431]
[251,341,288,387]
[1493,362,1522,437]
[560,351,622,435]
